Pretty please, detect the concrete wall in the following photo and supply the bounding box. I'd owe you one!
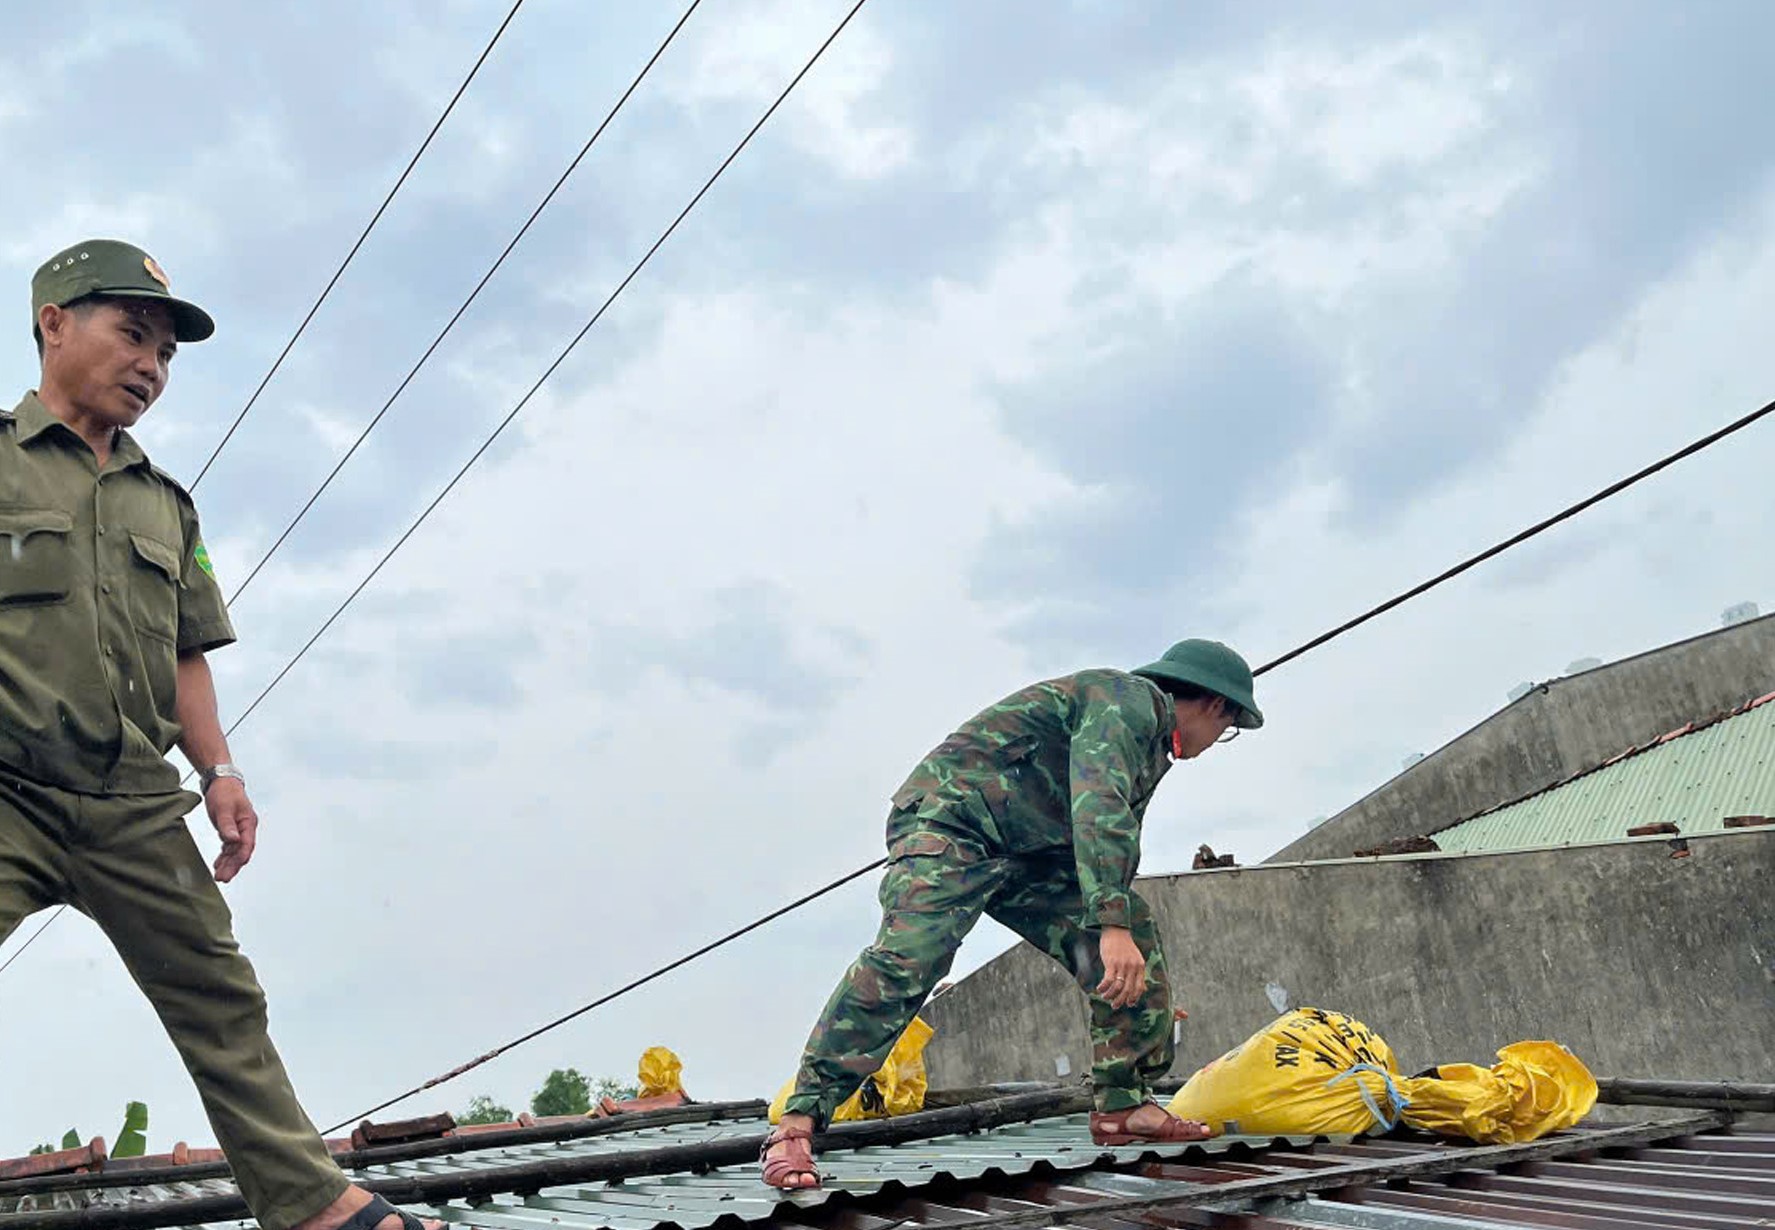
[921,830,1775,1090]
[1269,614,1775,864]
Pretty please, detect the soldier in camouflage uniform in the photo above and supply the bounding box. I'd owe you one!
[761,640,1264,1189]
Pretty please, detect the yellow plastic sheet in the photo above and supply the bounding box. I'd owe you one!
[770,1017,935,1124]
[1167,1008,1406,1137]
[638,1046,685,1099]
[1399,1041,1597,1144]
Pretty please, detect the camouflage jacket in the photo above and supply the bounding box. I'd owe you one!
[888,668,1177,929]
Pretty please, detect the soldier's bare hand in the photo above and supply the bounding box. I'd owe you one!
[205,779,258,883]
[1097,926,1146,1008]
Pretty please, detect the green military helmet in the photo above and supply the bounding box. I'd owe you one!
[31,239,215,343]
[1132,638,1263,729]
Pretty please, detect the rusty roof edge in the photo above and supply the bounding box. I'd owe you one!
[0,1087,1100,1230]
[0,1099,773,1202]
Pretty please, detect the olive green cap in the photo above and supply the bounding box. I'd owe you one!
[1132,638,1263,729]
[31,239,215,343]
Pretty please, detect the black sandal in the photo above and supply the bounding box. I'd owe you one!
[340,1193,431,1230]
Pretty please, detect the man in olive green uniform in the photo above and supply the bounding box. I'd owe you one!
[0,241,431,1230]
[762,640,1262,1190]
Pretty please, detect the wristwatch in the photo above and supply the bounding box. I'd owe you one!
[200,763,246,793]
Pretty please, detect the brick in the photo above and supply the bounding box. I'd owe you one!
[350,1113,455,1150]
[0,1138,106,1181]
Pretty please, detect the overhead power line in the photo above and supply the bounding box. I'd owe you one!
[191,0,527,490]
[221,0,707,607]
[205,0,870,748]
[0,0,856,990]
[324,857,888,1133]
[320,395,1774,1127]
[1252,395,1775,675]
[0,911,60,979]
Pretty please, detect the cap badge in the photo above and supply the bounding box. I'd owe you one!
[143,256,171,289]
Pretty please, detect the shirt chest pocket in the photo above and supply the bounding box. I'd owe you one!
[0,508,74,607]
[976,734,1042,821]
[128,531,182,643]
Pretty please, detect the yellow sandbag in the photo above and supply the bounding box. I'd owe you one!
[1167,1008,1407,1137]
[638,1046,685,1098]
[769,1017,935,1124]
[1401,1041,1596,1144]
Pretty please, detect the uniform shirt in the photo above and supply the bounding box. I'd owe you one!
[888,668,1177,929]
[0,392,234,794]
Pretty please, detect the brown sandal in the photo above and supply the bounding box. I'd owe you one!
[1089,1103,1214,1146]
[760,1123,821,1190]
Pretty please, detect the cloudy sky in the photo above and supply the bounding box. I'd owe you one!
[2,0,1771,1154]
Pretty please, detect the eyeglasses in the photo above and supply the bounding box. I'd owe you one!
[1216,725,1241,744]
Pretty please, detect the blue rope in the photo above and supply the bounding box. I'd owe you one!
[1327,1063,1410,1132]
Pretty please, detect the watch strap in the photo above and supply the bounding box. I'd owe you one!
[200,763,246,792]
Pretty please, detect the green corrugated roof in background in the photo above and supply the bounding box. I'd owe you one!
[1435,697,1775,853]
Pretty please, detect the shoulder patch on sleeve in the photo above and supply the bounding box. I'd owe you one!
[193,541,216,577]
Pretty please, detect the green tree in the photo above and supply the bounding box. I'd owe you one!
[458,1095,515,1126]
[530,1068,592,1117]
[591,1076,640,1103]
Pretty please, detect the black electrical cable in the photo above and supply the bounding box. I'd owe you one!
[204,0,871,754]
[0,0,856,987]
[220,0,707,607]
[324,854,888,1133]
[5,0,1771,1144]
[317,393,1775,1127]
[1253,395,1775,675]
[190,0,527,490]
[0,909,61,978]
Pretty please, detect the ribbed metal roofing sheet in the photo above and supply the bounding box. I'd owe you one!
[41,1113,1323,1229]
[384,1115,1322,1229]
[739,1122,1773,1230]
[30,1112,1763,1230]
[1435,698,1775,853]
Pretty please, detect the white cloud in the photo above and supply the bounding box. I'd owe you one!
[1008,31,1537,318]
[0,77,24,128]
[659,0,913,180]
[1139,176,1775,872]
[2,2,1771,1160]
[296,399,367,454]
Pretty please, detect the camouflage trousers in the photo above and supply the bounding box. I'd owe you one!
[785,825,1174,1127]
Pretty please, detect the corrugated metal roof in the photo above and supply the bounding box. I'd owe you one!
[47,1114,1321,1230]
[381,1115,1320,1229]
[22,1111,1762,1230]
[754,1121,1772,1230]
[1435,694,1775,853]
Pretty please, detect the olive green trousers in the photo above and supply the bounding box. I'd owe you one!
[0,768,348,1230]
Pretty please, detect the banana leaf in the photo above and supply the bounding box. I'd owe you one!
[113,1102,149,1158]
